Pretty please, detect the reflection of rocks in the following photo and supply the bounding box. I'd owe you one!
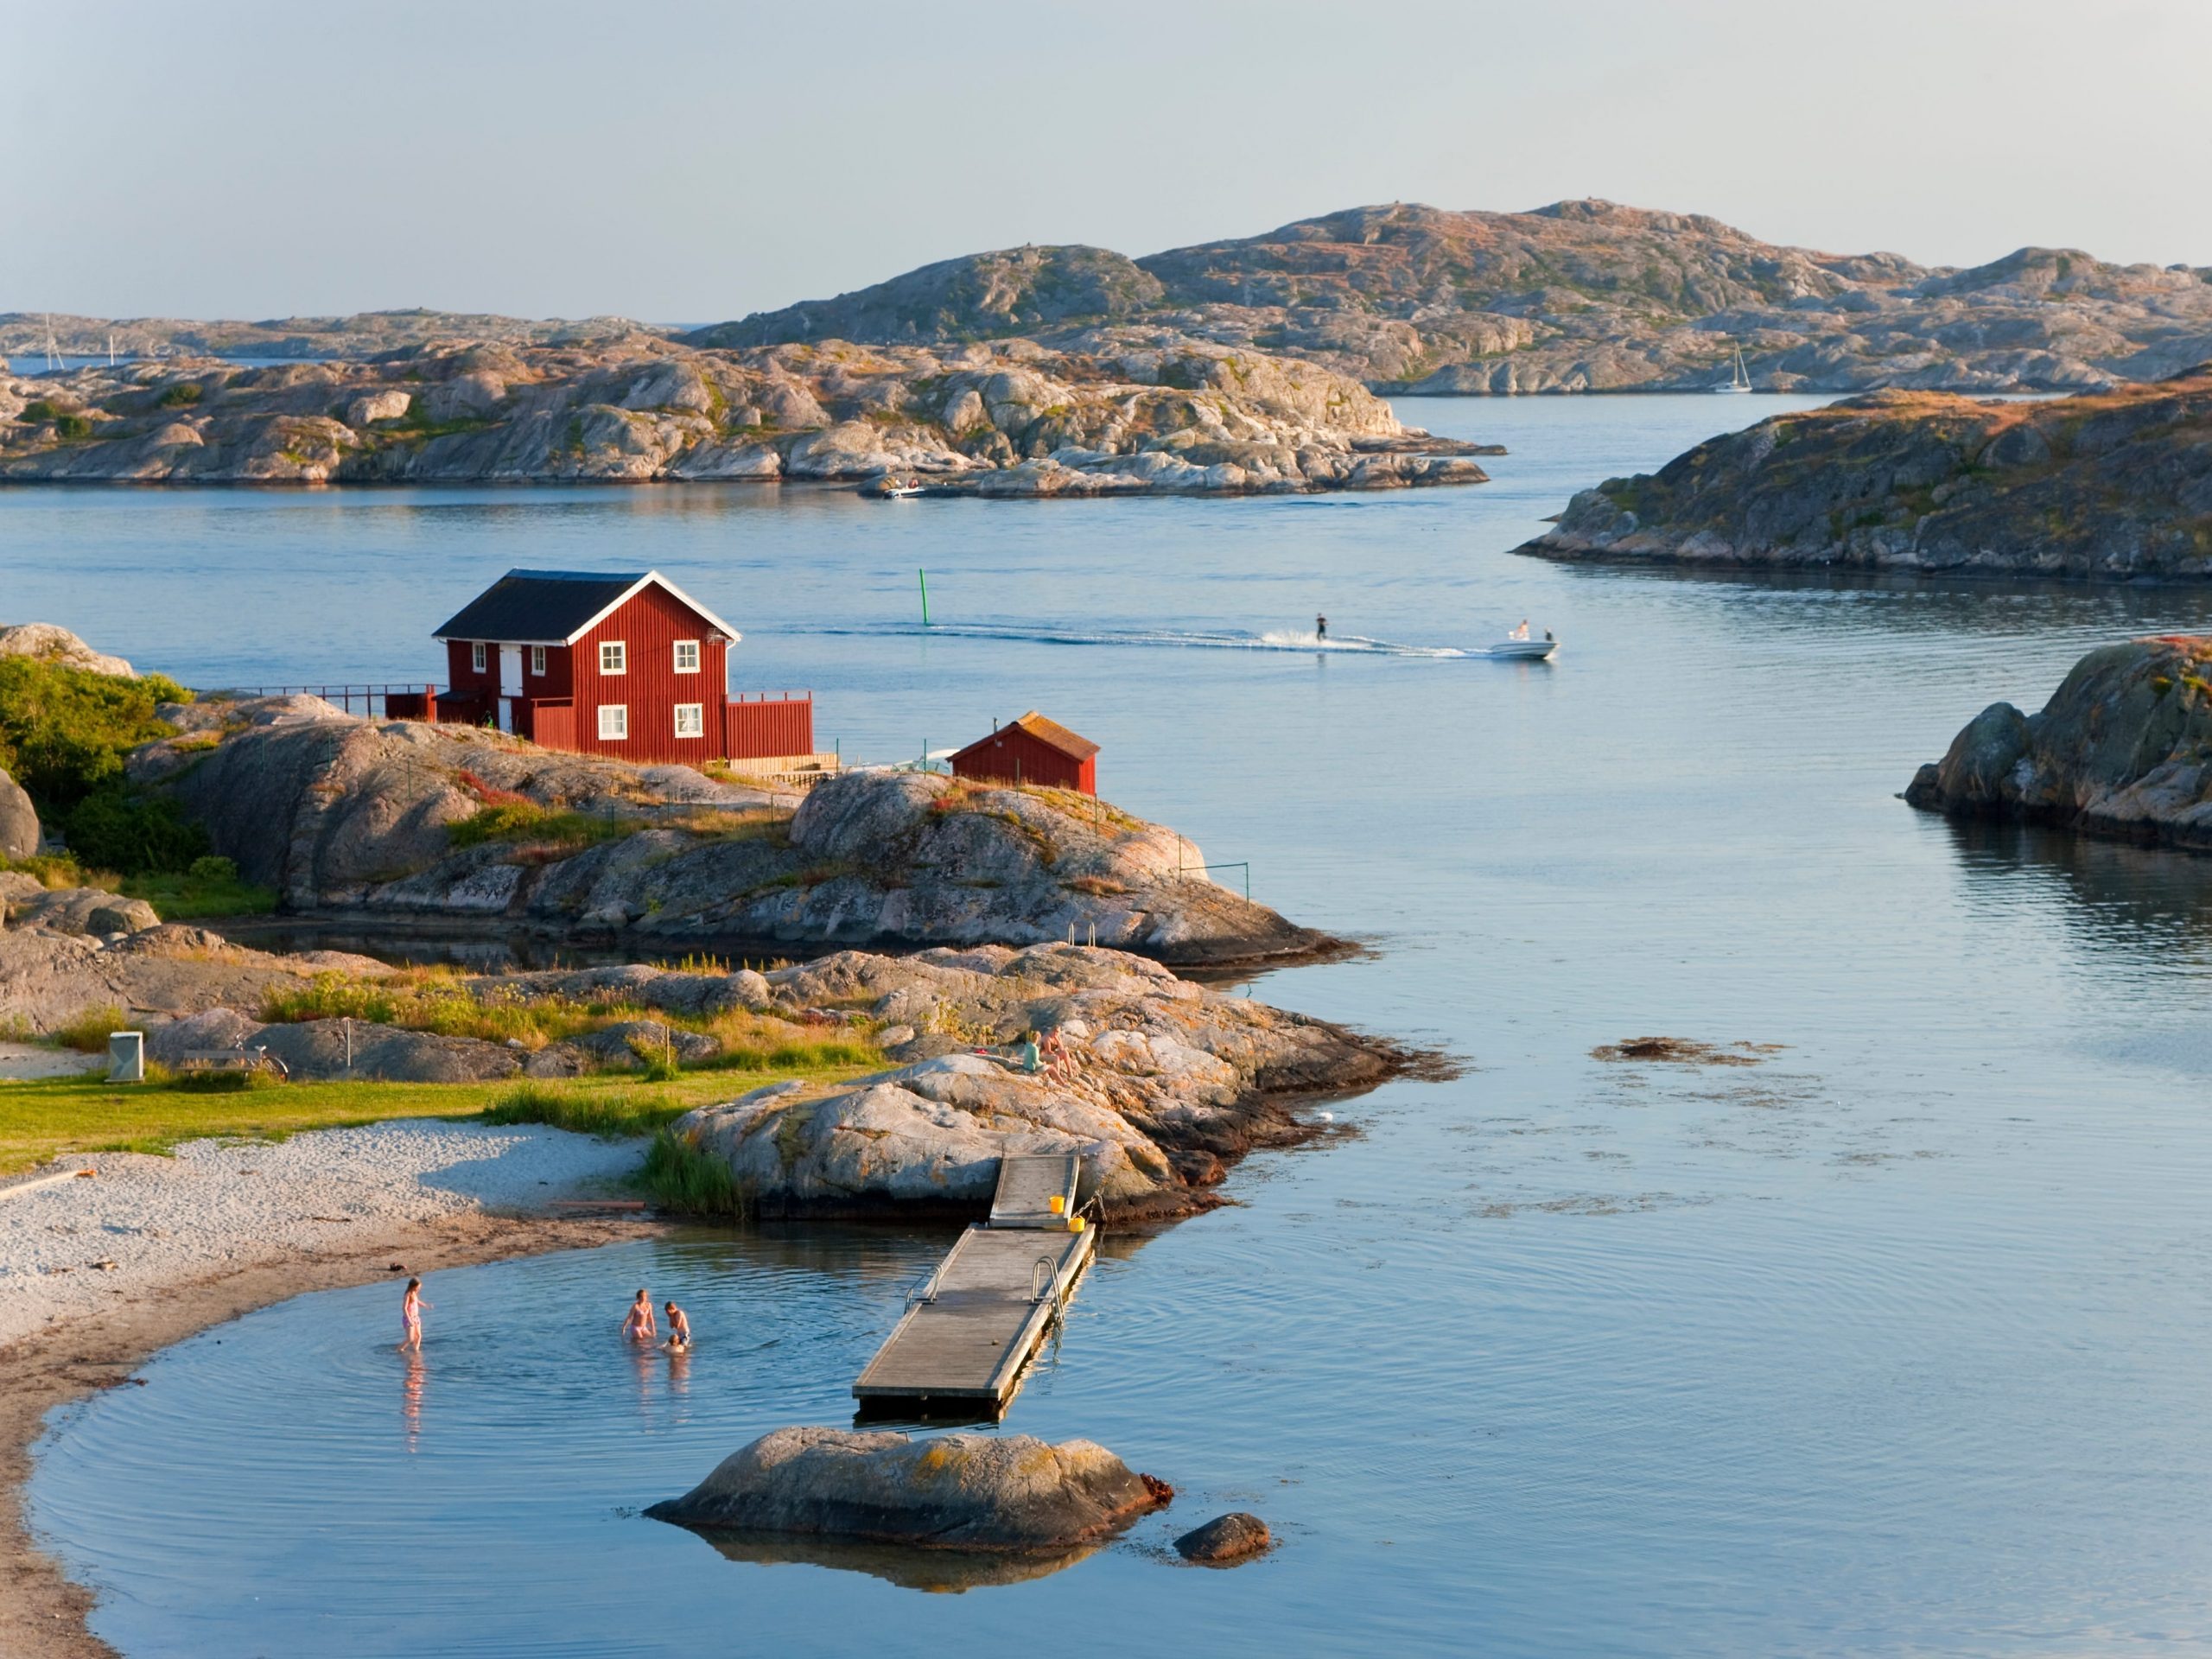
[645,1426,1171,1551]
[672,942,1408,1220]
[674,1527,1099,1592]
[1174,1511,1273,1564]
[1908,637,2212,849]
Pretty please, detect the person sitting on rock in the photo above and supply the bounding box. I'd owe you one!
[1040,1026,1079,1084]
[988,1029,1043,1075]
[622,1289,657,1343]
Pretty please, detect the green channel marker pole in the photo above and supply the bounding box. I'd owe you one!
[918,568,931,627]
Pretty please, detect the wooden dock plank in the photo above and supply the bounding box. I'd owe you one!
[988,1153,1083,1229]
[854,1225,1094,1407]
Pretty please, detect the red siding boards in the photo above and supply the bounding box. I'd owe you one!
[728,695,814,760]
[572,584,729,765]
[951,723,1097,794]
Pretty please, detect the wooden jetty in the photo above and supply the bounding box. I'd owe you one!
[853,1154,1095,1417]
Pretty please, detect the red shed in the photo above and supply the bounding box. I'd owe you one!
[430,569,814,766]
[950,711,1099,796]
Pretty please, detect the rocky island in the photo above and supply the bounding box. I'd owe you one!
[1907,635,2212,851]
[1516,368,2212,580]
[126,691,1332,966]
[0,334,1488,494]
[20,198,2212,397]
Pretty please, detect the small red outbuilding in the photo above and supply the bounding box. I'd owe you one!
[950,711,1099,796]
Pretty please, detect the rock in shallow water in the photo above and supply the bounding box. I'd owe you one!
[1174,1510,1273,1564]
[644,1426,1172,1550]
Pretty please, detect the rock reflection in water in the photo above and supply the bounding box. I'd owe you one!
[670,1526,1100,1593]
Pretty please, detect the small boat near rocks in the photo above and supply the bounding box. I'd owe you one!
[872,476,926,499]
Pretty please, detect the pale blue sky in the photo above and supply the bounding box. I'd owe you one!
[10,0,2210,321]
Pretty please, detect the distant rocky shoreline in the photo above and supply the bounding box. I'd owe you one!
[0,334,1490,495]
[1516,369,2212,582]
[19,196,2212,399]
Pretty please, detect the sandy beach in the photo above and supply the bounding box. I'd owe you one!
[0,1122,662,1659]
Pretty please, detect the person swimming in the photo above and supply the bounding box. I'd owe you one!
[662,1301,691,1353]
[398,1276,432,1353]
[622,1289,657,1343]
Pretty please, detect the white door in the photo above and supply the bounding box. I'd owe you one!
[498,646,523,732]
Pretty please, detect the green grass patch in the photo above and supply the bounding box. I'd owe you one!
[480,1083,688,1139]
[639,1127,747,1217]
[0,1063,868,1176]
[448,802,644,852]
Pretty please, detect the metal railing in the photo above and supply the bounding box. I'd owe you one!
[226,683,440,719]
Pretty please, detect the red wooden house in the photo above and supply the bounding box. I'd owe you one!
[429,569,815,765]
[950,711,1099,795]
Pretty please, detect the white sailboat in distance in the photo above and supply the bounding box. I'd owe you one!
[1713,342,1753,393]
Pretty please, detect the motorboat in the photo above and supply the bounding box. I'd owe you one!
[1491,636,1559,660]
[873,476,925,499]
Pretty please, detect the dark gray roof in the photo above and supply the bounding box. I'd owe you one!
[432,570,648,645]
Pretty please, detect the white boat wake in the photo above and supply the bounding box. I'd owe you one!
[799,620,1548,659]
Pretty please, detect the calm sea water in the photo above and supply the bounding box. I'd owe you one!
[21,397,2212,1656]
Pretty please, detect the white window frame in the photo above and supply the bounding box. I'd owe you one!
[674,702,704,739]
[600,639,626,676]
[470,641,486,672]
[530,645,546,677]
[673,639,701,675]
[598,703,628,741]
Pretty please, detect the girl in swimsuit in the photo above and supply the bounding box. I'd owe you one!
[398,1277,431,1353]
[662,1301,691,1353]
[622,1289,657,1343]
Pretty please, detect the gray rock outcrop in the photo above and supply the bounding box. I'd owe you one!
[644,1427,1171,1550]
[130,702,1336,967]
[0,334,1490,495]
[0,623,135,677]
[1174,1511,1273,1564]
[671,941,1401,1218]
[0,766,37,859]
[1907,636,2212,848]
[0,914,387,1036]
[1518,370,2212,581]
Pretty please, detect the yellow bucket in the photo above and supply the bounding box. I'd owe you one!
[1049,1195,1065,1215]
[1070,1217,1086,1232]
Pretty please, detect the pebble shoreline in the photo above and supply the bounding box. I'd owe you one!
[0,1121,646,1351]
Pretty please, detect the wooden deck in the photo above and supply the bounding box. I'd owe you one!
[852,1153,1095,1416]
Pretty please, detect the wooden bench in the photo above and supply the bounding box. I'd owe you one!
[178,1046,286,1077]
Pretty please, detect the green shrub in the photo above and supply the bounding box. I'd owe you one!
[48,1005,127,1053]
[62,789,209,875]
[639,1128,747,1217]
[53,414,93,441]
[156,383,203,408]
[188,854,238,881]
[0,656,192,809]
[21,400,56,422]
[448,802,640,851]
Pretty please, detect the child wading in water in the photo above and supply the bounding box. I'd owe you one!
[398,1277,432,1353]
[662,1301,691,1354]
[622,1289,657,1343]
